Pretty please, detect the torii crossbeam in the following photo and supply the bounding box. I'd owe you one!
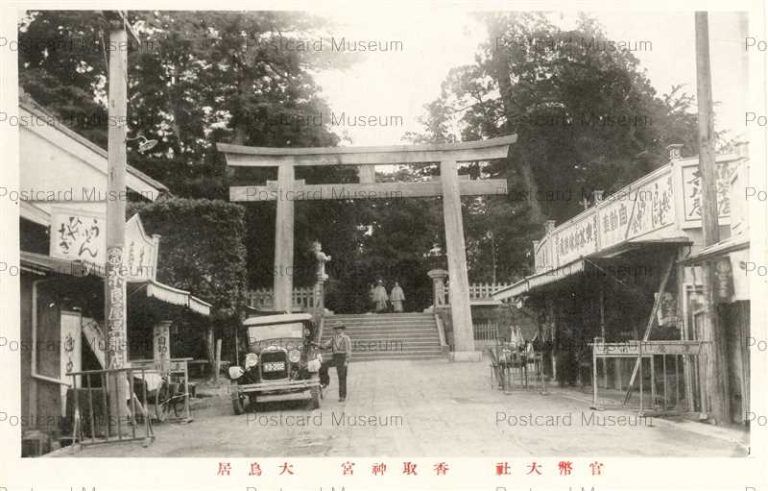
[218,135,516,357]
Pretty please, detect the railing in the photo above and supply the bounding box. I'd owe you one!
[473,321,500,341]
[589,338,704,415]
[67,367,155,451]
[247,287,316,311]
[250,282,510,312]
[469,283,512,300]
[432,282,512,307]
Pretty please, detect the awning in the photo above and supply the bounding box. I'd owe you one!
[20,250,211,316]
[144,279,211,316]
[493,259,586,301]
[679,235,749,264]
[494,238,691,302]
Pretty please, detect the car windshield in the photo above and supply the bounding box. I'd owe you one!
[247,322,304,342]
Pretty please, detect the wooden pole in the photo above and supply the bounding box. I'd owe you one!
[599,285,608,389]
[623,256,675,404]
[695,11,730,424]
[105,18,129,429]
[440,159,475,357]
[214,339,222,383]
[273,164,295,312]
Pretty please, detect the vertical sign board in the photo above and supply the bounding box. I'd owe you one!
[125,214,159,281]
[730,249,750,302]
[60,312,82,416]
[153,321,172,373]
[681,159,736,228]
[534,239,553,273]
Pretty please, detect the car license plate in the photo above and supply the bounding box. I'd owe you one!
[263,362,285,372]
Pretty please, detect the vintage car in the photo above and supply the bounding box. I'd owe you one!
[228,313,322,414]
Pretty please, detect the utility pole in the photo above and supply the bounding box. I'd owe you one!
[694,11,730,424]
[104,12,129,429]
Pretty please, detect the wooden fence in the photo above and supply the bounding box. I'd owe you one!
[473,321,501,341]
[469,283,511,300]
[247,287,316,311]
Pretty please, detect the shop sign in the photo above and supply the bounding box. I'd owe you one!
[553,213,598,265]
[153,321,172,372]
[730,249,750,302]
[60,312,82,415]
[598,172,674,250]
[50,208,105,265]
[715,257,735,302]
[125,214,158,281]
[681,160,736,226]
[50,210,158,281]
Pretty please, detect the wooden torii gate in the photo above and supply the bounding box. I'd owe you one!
[217,135,516,357]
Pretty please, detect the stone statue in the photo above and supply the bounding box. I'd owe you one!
[312,241,331,282]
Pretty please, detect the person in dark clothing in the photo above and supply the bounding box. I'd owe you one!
[319,324,352,401]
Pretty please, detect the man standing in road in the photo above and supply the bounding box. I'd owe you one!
[319,324,352,402]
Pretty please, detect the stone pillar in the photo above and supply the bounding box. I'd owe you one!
[427,269,448,308]
[358,165,375,184]
[273,165,295,312]
[153,320,172,373]
[440,159,477,360]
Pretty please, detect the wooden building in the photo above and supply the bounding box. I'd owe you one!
[18,98,210,455]
[494,144,750,424]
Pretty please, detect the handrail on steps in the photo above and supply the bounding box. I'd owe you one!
[434,313,448,350]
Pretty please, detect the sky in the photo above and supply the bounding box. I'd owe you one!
[313,10,749,147]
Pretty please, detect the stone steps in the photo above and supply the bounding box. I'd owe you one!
[321,313,446,361]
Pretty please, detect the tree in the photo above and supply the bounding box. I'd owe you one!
[408,13,701,281]
[19,11,362,301]
[128,198,247,366]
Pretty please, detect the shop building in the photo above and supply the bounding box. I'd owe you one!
[493,144,750,424]
[18,97,211,455]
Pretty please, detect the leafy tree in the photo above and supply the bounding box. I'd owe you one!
[408,13,701,280]
[128,198,247,365]
[19,11,362,302]
[128,198,247,318]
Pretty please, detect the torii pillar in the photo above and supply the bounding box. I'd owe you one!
[440,159,475,358]
[219,135,516,356]
[274,165,295,312]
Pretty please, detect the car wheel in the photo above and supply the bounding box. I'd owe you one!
[309,386,320,410]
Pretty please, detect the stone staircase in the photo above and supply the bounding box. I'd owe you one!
[320,312,446,362]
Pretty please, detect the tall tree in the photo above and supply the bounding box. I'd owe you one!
[19,11,364,301]
[408,13,700,280]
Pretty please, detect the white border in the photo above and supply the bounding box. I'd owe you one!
[1,1,766,490]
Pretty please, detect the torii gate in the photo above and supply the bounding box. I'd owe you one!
[217,135,516,357]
